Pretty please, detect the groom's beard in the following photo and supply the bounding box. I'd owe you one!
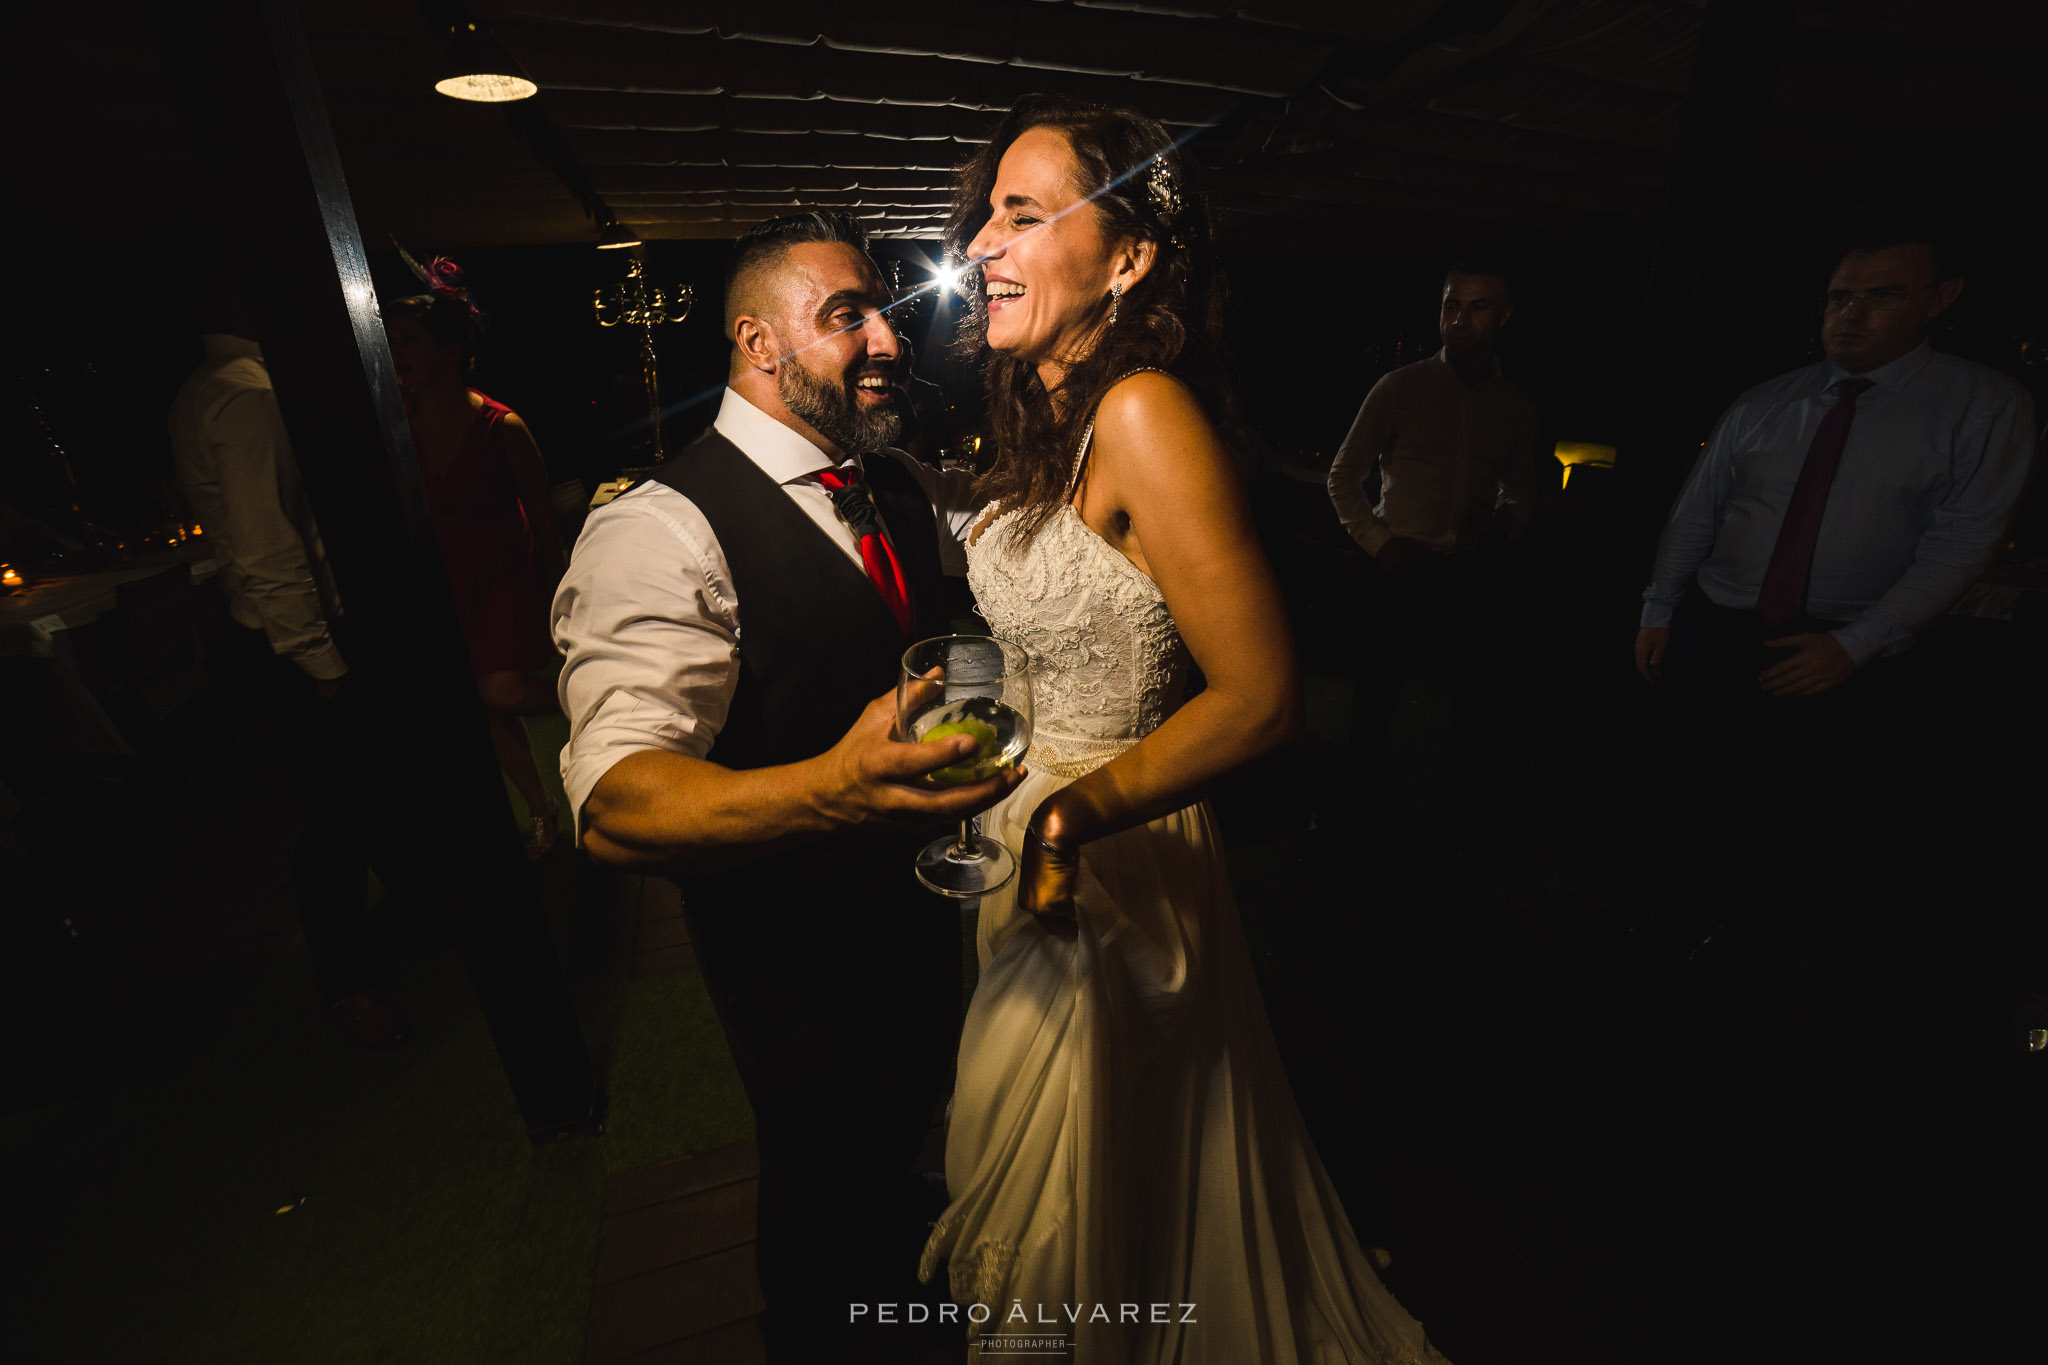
[779,355,903,457]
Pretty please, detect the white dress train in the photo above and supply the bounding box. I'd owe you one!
[919,441,1450,1365]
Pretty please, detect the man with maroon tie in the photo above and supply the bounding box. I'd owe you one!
[554,212,1007,1362]
[1634,233,2035,955]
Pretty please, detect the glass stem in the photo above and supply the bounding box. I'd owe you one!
[954,818,975,856]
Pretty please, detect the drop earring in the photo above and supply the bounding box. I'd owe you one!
[1110,281,1123,326]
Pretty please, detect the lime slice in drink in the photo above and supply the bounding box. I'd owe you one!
[923,716,1001,786]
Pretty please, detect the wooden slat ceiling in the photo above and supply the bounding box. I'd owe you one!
[292,0,1711,246]
[9,2,2046,253]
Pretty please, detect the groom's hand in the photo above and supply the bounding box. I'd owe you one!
[811,687,1025,831]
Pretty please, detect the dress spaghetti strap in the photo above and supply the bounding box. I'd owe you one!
[1065,366,1175,499]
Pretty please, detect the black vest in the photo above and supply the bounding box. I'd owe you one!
[648,427,950,914]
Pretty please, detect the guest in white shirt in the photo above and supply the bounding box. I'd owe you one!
[1634,232,2036,962]
[169,331,344,686]
[168,282,407,1049]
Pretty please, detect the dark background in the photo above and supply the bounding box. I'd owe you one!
[6,4,2047,1361]
[11,185,2044,568]
[11,0,2048,565]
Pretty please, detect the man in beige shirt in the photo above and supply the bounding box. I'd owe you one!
[1327,265,1543,572]
[1325,264,1546,857]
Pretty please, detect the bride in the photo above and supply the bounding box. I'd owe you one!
[919,95,1451,1365]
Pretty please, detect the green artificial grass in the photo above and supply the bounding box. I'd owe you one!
[0,667,679,1365]
[3,661,1034,1362]
[601,970,754,1173]
[5,926,620,1365]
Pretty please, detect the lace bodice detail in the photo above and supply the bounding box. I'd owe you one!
[966,503,1190,778]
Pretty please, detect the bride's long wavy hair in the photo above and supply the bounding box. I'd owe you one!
[948,94,1234,541]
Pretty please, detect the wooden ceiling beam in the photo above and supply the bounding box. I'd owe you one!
[475,0,1453,51]
[479,2,1330,96]
[570,128,977,171]
[1352,105,1675,179]
[1219,181,1590,233]
[1415,63,1685,153]
[1211,145,1662,220]
[603,170,958,195]
[493,25,1250,125]
[544,92,1007,141]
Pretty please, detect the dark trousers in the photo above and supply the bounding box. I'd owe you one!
[1350,545,1527,847]
[222,625,422,1001]
[1657,588,1920,942]
[678,866,960,1364]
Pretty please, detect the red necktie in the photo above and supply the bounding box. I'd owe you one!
[814,465,914,640]
[1754,377,1875,626]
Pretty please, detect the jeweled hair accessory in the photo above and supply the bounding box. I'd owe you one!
[1146,154,1186,248]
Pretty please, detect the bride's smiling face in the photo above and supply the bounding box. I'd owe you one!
[966,127,1135,373]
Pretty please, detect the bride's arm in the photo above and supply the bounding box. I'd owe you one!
[1027,373,1302,880]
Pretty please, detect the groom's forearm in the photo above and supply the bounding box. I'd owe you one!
[580,749,837,874]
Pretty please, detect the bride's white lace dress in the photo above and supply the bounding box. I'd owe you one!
[919,450,1449,1364]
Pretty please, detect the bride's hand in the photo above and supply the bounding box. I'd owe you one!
[1019,821,1079,926]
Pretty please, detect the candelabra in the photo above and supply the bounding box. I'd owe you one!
[594,257,691,460]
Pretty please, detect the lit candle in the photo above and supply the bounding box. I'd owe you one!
[1,564,24,590]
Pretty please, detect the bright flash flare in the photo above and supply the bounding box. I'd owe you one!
[934,264,963,295]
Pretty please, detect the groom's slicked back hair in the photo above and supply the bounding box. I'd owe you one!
[723,211,874,339]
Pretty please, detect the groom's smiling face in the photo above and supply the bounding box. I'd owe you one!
[750,241,904,456]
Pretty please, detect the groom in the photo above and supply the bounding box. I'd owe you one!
[554,212,1003,1361]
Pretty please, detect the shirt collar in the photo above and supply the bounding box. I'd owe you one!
[201,333,263,363]
[1825,338,1932,392]
[712,387,857,484]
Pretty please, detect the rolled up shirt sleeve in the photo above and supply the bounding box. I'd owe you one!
[552,487,741,843]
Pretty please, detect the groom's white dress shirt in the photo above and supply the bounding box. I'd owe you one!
[552,387,980,840]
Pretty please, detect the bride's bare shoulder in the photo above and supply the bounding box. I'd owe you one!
[1092,370,1228,479]
[1096,369,1199,424]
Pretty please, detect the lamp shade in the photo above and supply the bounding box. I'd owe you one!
[1553,441,1618,490]
[434,26,537,103]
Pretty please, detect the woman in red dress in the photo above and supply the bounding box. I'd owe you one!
[386,259,566,856]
